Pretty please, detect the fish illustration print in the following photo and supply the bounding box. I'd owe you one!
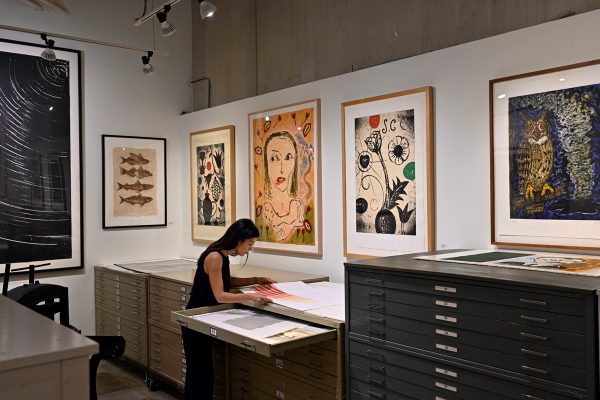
[119,166,153,179]
[120,152,150,165]
[117,179,154,192]
[119,194,153,207]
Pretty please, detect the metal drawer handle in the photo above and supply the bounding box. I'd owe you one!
[369,363,385,373]
[308,349,323,356]
[309,372,324,380]
[435,300,457,308]
[367,304,384,310]
[367,316,385,323]
[241,388,250,394]
[241,367,250,373]
[436,329,458,338]
[435,367,458,378]
[368,329,385,337]
[368,376,384,386]
[435,397,448,400]
[520,332,548,341]
[240,342,256,351]
[435,343,458,353]
[521,394,544,400]
[366,278,383,285]
[520,315,547,324]
[521,348,548,358]
[519,298,547,306]
[308,361,323,368]
[434,285,456,293]
[365,349,385,360]
[435,314,457,323]
[369,291,385,297]
[240,378,250,384]
[435,381,457,392]
[521,365,548,375]
[368,390,385,399]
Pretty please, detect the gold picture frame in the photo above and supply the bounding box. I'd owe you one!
[490,59,600,250]
[248,99,322,255]
[342,87,435,258]
[190,125,236,243]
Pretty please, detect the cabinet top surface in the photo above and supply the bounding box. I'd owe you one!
[345,250,600,292]
[149,264,328,285]
[0,296,98,372]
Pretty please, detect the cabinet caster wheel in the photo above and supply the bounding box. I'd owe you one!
[145,376,160,391]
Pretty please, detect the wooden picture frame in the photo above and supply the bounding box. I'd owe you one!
[102,135,167,229]
[249,99,322,255]
[342,87,435,258]
[0,38,83,274]
[490,59,600,250]
[190,125,236,243]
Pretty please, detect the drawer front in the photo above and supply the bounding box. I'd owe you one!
[349,340,575,400]
[96,288,147,310]
[149,303,181,328]
[349,272,585,316]
[350,308,585,370]
[149,285,190,303]
[149,324,183,350]
[149,277,191,294]
[350,294,585,335]
[149,294,187,314]
[96,296,147,321]
[96,270,146,289]
[349,324,586,388]
[95,278,146,297]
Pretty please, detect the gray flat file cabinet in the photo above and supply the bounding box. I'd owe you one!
[345,252,599,400]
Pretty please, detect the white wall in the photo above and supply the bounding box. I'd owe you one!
[179,10,600,284]
[1,1,192,333]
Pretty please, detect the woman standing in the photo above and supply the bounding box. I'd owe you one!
[182,218,273,400]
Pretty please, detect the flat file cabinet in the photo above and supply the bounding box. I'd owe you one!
[345,253,599,400]
[94,266,148,366]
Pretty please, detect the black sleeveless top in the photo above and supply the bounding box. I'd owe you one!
[187,250,230,309]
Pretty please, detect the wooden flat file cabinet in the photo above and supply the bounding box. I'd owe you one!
[94,266,148,366]
[345,253,599,400]
[174,303,346,400]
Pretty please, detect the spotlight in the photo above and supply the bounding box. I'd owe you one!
[157,4,176,37]
[142,51,154,75]
[199,0,217,19]
[40,33,56,61]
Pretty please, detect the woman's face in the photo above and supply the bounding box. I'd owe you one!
[235,238,257,256]
[267,136,295,193]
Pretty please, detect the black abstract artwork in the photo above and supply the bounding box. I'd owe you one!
[0,40,81,271]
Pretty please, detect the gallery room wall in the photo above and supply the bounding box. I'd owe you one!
[1,1,192,333]
[179,10,600,284]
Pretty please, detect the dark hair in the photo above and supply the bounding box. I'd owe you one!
[204,218,259,254]
[263,131,298,197]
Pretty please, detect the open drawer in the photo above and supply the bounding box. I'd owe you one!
[172,304,337,357]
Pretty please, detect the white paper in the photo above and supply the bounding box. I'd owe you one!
[191,308,308,339]
[241,281,343,311]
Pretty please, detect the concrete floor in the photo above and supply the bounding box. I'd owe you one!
[97,360,181,400]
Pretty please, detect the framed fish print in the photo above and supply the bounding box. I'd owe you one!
[190,126,235,243]
[102,135,167,229]
[342,87,435,258]
[0,38,82,274]
[491,59,600,250]
[249,99,322,255]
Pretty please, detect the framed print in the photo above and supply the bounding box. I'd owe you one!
[249,99,322,255]
[0,38,82,274]
[190,125,235,243]
[491,59,600,250]
[342,87,434,258]
[102,135,167,229]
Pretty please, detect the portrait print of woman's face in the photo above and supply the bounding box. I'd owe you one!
[267,136,295,192]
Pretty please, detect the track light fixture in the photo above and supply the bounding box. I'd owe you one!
[157,4,176,37]
[40,33,56,61]
[142,51,154,75]
[198,0,217,19]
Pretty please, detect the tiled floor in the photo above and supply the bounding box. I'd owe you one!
[97,359,181,400]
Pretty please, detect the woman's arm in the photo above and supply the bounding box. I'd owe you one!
[230,276,276,287]
[205,253,270,304]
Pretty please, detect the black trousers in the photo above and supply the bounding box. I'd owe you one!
[182,326,213,400]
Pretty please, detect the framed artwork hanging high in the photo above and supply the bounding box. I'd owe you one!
[0,38,82,274]
[342,87,435,258]
[249,99,322,255]
[190,125,236,243]
[490,59,600,250]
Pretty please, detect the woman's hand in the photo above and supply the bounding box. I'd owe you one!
[248,293,272,305]
[255,277,276,285]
